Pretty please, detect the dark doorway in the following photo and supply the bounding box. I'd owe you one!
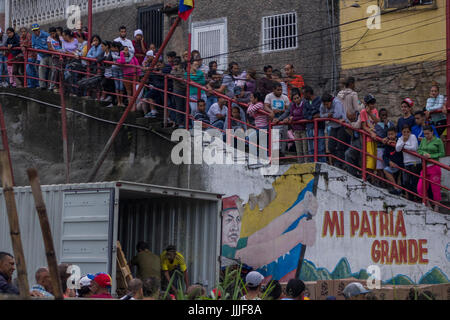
[138,4,164,49]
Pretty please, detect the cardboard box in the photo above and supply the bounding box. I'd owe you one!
[303,281,317,300]
[368,286,395,300]
[441,283,450,300]
[315,280,335,300]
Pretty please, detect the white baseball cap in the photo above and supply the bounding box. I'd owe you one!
[134,29,143,38]
[146,50,154,57]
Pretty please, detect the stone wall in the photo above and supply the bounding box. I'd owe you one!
[340,60,446,120]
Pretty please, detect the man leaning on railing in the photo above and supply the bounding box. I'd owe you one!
[31,24,50,90]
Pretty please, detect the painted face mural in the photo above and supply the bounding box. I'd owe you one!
[221,165,318,282]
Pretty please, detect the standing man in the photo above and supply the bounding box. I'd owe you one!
[130,241,161,281]
[218,62,240,96]
[89,273,114,299]
[320,93,349,169]
[0,252,19,295]
[30,267,53,297]
[31,24,50,90]
[160,245,189,294]
[303,86,326,162]
[284,64,304,100]
[257,65,273,97]
[337,76,362,121]
[114,26,135,55]
[20,27,39,88]
[267,82,290,154]
[0,28,9,87]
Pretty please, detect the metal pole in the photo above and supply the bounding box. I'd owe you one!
[185,33,191,130]
[0,103,14,186]
[422,159,427,205]
[87,16,181,182]
[362,132,367,181]
[87,0,93,51]
[446,0,450,154]
[164,75,168,128]
[314,118,318,163]
[0,150,30,299]
[27,168,64,300]
[59,57,70,184]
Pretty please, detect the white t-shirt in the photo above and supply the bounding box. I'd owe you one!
[208,103,228,124]
[264,92,290,118]
[114,37,135,55]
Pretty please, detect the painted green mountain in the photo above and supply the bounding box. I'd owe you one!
[300,258,448,284]
[331,258,352,279]
[384,275,415,285]
[419,267,450,284]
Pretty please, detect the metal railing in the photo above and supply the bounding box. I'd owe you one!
[0,45,449,212]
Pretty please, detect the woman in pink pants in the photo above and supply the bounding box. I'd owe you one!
[417,126,445,211]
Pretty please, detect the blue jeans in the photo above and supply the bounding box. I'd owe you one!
[307,127,326,163]
[206,96,217,112]
[0,55,8,84]
[26,58,39,88]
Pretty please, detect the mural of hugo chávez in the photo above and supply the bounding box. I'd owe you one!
[221,186,318,282]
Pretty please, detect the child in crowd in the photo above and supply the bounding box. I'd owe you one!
[397,98,415,136]
[396,124,421,201]
[193,99,211,129]
[247,92,274,130]
[230,106,246,131]
[47,27,63,93]
[287,92,308,163]
[111,41,124,107]
[412,111,439,143]
[360,94,380,180]
[425,82,447,137]
[417,126,445,211]
[383,127,404,195]
[117,45,139,103]
[375,108,395,181]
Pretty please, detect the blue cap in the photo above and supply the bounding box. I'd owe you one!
[31,24,40,31]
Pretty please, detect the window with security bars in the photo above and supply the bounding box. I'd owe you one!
[262,12,298,53]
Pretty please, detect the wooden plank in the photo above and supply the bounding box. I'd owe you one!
[0,150,30,299]
[27,168,64,300]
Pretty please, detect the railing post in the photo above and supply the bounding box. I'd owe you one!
[164,75,168,128]
[185,33,192,130]
[268,122,272,160]
[227,100,232,130]
[314,118,318,163]
[422,158,427,205]
[362,131,367,181]
[23,49,28,88]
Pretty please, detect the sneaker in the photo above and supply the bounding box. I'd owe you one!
[104,96,112,102]
[144,112,153,118]
[53,88,59,93]
[105,103,114,108]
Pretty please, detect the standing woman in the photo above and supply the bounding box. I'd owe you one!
[86,34,104,76]
[286,92,308,163]
[184,59,206,114]
[417,126,445,211]
[396,124,421,201]
[425,82,447,139]
[117,45,139,104]
[47,27,63,93]
[98,41,115,105]
[132,29,147,66]
[5,27,21,87]
[61,29,79,96]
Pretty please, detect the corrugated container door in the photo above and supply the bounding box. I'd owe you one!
[61,189,115,276]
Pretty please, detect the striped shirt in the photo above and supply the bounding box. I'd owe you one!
[247,102,269,128]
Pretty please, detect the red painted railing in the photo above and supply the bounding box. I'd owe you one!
[1,46,449,212]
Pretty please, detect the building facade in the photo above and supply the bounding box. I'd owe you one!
[339,0,446,117]
[6,0,341,94]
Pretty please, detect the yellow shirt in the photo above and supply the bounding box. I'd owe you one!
[160,251,187,272]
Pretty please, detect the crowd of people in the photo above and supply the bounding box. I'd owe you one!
[0,250,387,300]
[0,23,448,210]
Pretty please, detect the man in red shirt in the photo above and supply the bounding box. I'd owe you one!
[284,64,304,99]
[90,273,114,299]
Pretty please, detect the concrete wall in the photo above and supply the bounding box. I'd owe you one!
[219,163,450,285]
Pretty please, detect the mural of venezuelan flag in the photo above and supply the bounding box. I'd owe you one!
[179,0,195,21]
[237,164,316,281]
[256,179,314,281]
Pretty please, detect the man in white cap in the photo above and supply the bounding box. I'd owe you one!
[342,282,370,300]
[241,271,264,300]
[77,274,94,298]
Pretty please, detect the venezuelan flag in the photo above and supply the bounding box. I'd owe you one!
[179,0,195,21]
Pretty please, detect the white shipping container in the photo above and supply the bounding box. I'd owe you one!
[0,181,222,295]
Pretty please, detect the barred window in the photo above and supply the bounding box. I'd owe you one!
[262,12,298,53]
